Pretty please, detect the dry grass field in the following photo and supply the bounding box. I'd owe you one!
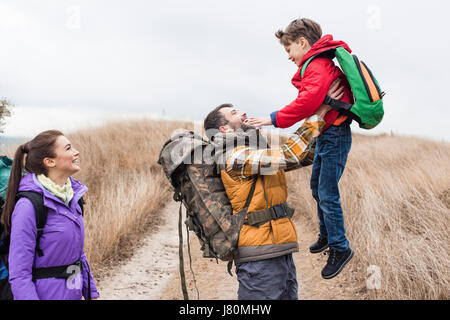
[66,120,194,276]
[1,119,449,299]
[286,133,450,299]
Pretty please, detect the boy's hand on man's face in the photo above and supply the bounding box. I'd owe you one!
[244,116,272,128]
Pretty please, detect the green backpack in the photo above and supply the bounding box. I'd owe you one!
[301,47,385,129]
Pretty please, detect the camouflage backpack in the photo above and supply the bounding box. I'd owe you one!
[157,130,257,299]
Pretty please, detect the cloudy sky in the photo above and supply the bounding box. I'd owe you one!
[0,0,449,141]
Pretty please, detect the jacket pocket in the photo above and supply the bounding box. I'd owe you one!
[271,218,297,244]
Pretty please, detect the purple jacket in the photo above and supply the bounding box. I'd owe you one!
[8,173,100,300]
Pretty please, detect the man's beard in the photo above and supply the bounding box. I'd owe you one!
[239,123,256,132]
[234,123,269,149]
[210,121,269,169]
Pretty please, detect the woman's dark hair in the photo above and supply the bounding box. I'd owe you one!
[1,130,63,234]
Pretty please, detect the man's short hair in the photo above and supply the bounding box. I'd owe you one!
[204,103,232,140]
[275,18,322,47]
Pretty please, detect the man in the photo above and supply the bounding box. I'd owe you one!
[202,81,343,300]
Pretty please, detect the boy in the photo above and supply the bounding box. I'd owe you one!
[246,18,354,279]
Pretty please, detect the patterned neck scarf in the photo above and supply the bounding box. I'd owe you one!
[211,128,270,171]
[37,174,74,206]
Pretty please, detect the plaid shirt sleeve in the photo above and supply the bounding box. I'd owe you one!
[226,115,325,180]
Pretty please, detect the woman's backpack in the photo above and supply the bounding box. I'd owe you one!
[0,187,85,300]
[301,46,385,129]
[0,156,12,300]
[0,191,50,300]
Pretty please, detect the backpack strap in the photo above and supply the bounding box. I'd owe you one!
[16,192,48,257]
[77,197,85,216]
[244,202,295,227]
[185,216,199,300]
[236,176,258,219]
[177,201,189,300]
[300,48,338,79]
[300,48,354,126]
[300,55,316,79]
[227,176,259,276]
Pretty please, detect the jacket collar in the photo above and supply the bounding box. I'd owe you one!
[211,128,270,170]
[299,34,352,68]
[211,128,269,150]
[18,173,87,212]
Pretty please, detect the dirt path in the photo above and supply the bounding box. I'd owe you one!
[96,202,180,299]
[97,201,365,300]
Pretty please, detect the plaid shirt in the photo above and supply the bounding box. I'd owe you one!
[226,115,325,180]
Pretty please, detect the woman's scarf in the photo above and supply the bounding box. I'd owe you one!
[37,174,74,206]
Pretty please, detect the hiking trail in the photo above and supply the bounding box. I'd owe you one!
[97,201,366,300]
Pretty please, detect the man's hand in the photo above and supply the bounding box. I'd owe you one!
[244,116,272,128]
[328,78,345,100]
[315,104,332,119]
[315,78,346,119]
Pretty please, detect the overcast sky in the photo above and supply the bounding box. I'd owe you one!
[0,0,449,141]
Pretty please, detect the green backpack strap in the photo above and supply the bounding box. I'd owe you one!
[300,49,337,79]
[300,55,317,79]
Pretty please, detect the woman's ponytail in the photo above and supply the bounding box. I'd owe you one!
[1,130,63,234]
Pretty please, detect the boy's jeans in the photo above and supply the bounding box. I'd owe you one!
[310,121,352,252]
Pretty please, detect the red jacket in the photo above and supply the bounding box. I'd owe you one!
[270,34,354,130]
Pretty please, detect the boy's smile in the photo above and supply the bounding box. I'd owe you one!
[284,37,311,67]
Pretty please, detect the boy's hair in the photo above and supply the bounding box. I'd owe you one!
[275,18,322,47]
[203,103,232,140]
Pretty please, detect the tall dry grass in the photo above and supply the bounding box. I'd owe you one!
[285,133,450,299]
[1,120,448,299]
[0,119,193,279]
[67,119,194,277]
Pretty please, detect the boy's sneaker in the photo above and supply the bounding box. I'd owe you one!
[309,234,329,253]
[321,248,354,280]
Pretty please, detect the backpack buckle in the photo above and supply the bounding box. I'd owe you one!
[173,191,182,202]
[272,204,287,219]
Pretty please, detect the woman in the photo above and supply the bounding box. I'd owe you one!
[1,130,99,300]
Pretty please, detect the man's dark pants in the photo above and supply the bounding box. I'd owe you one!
[235,254,298,300]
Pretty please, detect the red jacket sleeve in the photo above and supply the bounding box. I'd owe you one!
[274,58,335,129]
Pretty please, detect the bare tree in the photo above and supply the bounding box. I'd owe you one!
[0,99,13,134]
